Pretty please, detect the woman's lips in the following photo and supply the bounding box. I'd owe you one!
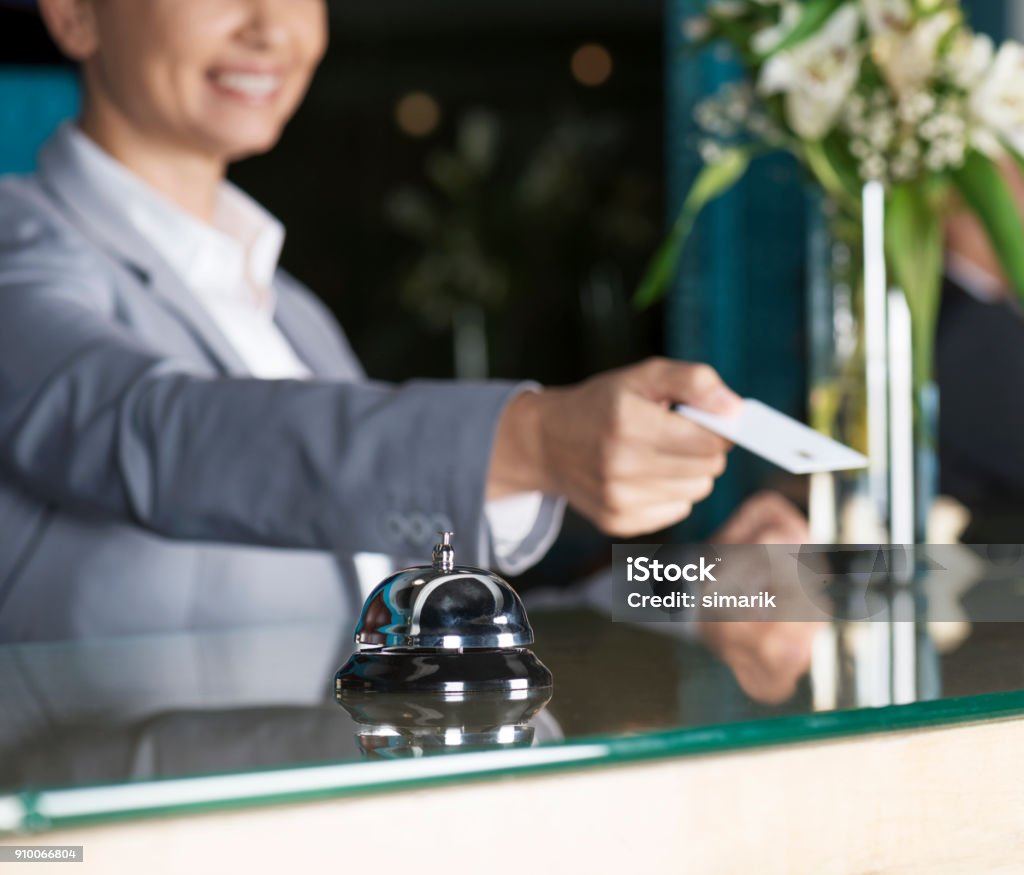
[207,69,285,103]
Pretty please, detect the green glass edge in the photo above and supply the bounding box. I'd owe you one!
[7,687,1024,834]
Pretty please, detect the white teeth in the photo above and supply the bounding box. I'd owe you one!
[212,72,282,98]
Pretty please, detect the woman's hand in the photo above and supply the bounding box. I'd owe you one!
[700,491,818,705]
[710,490,811,545]
[488,357,741,536]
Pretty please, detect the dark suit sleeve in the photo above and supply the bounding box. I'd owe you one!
[937,278,1024,507]
[0,198,522,563]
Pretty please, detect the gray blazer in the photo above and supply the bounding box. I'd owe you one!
[0,128,562,642]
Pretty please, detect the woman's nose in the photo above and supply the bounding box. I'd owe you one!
[234,0,292,51]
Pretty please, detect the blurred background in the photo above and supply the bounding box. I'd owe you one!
[0,0,1020,581]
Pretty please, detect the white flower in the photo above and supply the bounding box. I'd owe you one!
[850,138,872,159]
[843,101,869,136]
[695,90,741,137]
[897,91,935,124]
[860,153,888,180]
[945,31,994,90]
[846,93,868,118]
[747,111,783,142]
[709,1,748,18]
[683,16,713,42]
[862,0,912,35]
[870,10,959,98]
[891,154,918,180]
[898,137,921,159]
[758,4,863,140]
[866,113,896,149]
[751,2,802,55]
[700,140,725,163]
[924,137,965,171]
[969,40,1024,157]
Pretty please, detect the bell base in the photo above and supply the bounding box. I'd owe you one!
[337,686,553,731]
[335,648,553,696]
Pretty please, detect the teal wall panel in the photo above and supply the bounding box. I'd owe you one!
[0,66,79,174]
[963,0,1007,40]
[665,0,806,538]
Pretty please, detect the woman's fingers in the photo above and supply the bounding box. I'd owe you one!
[623,357,742,414]
[490,357,743,536]
[583,497,697,538]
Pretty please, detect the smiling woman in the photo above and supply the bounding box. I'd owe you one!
[0,0,757,644]
[37,0,327,218]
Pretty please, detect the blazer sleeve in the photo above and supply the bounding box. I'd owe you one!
[0,191,543,565]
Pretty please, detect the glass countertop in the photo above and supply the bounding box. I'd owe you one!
[2,560,1023,833]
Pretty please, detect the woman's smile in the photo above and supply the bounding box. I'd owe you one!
[207,67,287,105]
[37,0,328,182]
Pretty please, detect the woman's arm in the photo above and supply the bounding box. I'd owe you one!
[0,195,739,562]
[0,223,519,562]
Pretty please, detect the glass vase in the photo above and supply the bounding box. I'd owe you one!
[807,183,939,546]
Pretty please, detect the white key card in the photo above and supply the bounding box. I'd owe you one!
[673,399,869,475]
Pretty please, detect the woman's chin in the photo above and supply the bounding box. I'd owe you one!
[200,125,285,163]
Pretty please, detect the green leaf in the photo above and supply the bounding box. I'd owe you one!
[802,137,861,211]
[884,183,946,386]
[1008,146,1024,180]
[952,149,1024,310]
[756,0,846,60]
[632,148,753,310]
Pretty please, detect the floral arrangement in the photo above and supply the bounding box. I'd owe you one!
[636,0,1024,386]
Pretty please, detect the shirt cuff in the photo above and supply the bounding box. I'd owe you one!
[483,491,566,577]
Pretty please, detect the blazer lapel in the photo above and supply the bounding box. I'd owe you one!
[273,274,363,382]
[36,126,251,377]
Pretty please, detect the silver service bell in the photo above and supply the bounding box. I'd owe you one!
[335,532,553,695]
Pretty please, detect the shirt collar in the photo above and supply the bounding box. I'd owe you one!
[63,124,285,309]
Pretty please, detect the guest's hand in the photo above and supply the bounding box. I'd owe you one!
[488,357,741,536]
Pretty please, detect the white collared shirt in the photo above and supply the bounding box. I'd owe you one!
[70,127,311,380]
[64,125,543,587]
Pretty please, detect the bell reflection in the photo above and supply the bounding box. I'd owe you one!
[336,687,553,760]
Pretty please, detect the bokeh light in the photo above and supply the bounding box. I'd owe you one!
[571,43,613,87]
[395,91,442,138]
